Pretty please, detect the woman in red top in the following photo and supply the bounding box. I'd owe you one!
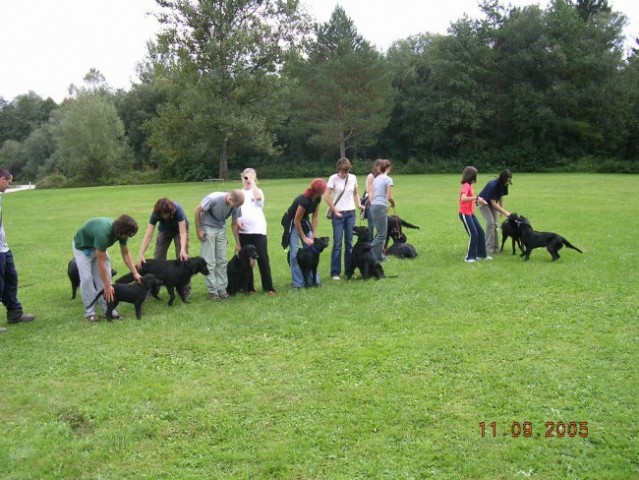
[458,166,490,263]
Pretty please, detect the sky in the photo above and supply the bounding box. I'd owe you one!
[1,0,637,104]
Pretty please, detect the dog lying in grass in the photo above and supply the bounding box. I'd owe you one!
[386,231,418,259]
[116,257,209,305]
[88,274,161,320]
[517,216,583,261]
[296,237,330,287]
[347,226,385,280]
[67,258,116,299]
[500,213,524,255]
[385,215,420,250]
[227,244,259,295]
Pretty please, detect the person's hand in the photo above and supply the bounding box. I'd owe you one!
[235,244,242,254]
[179,250,189,262]
[303,236,314,247]
[334,211,342,218]
[477,197,488,206]
[136,257,146,269]
[133,272,143,284]
[197,229,207,241]
[103,284,115,302]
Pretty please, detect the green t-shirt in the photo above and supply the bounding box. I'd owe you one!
[73,217,127,251]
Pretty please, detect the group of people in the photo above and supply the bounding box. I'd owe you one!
[458,167,513,263]
[0,162,514,328]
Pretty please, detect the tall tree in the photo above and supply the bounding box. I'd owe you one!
[49,93,132,185]
[147,0,309,180]
[290,6,393,158]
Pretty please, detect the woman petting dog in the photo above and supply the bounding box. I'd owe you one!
[458,166,491,263]
[477,169,513,255]
[323,158,364,281]
[284,178,327,289]
[237,168,276,296]
[368,159,395,262]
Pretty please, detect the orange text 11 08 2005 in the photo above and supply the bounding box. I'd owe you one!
[479,421,589,438]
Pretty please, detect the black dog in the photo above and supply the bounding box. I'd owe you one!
[88,274,162,320]
[347,226,385,280]
[296,237,330,287]
[227,245,259,295]
[386,231,418,259]
[385,215,420,250]
[500,213,524,255]
[116,257,209,305]
[67,258,116,299]
[517,216,583,261]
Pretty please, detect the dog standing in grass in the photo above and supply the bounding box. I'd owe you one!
[296,237,330,287]
[517,216,583,261]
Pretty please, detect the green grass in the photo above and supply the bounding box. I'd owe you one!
[0,174,637,479]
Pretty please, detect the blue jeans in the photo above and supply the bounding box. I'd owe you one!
[0,250,23,319]
[459,213,487,260]
[330,210,356,277]
[290,227,319,288]
[370,204,388,261]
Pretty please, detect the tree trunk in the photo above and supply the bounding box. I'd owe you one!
[218,135,229,180]
[339,131,346,158]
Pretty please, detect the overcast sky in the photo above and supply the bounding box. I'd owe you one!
[1,0,637,103]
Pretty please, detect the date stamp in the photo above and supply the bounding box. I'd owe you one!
[479,421,589,438]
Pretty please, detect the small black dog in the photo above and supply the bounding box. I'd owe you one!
[385,215,420,250]
[227,244,259,295]
[517,216,583,261]
[116,257,209,305]
[67,258,117,299]
[88,274,162,320]
[386,231,418,259]
[347,226,385,280]
[296,237,330,287]
[500,213,524,255]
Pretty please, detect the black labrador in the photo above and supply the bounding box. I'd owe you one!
[386,231,418,259]
[517,216,583,261]
[88,274,162,320]
[296,237,330,287]
[68,258,116,299]
[116,256,209,305]
[385,215,420,250]
[227,244,259,295]
[346,226,385,280]
[500,213,524,255]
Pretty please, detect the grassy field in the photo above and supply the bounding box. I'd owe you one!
[0,174,637,479]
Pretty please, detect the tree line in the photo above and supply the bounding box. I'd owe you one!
[1,0,638,187]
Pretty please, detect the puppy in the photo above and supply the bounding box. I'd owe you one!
[296,237,330,287]
[386,231,418,259]
[227,244,259,295]
[88,274,161,320]
[116,257,209,305]
[385,215,420,250]
[68,258,116,299]
[500,213,524,255]
[346,226,385,280]
[517,216,583,261]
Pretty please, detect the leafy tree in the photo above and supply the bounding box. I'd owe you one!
[0,92,57,144]
[146,0,309,180]
[290,6,393,158]
[49,93,133,185]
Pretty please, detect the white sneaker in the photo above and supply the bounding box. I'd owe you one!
[332,276,340,281]
[465,259,476,263]
[481,256,493,261]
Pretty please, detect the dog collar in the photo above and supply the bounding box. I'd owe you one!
[309,246,321,254]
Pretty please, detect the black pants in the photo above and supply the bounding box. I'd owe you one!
[239,233,275,292]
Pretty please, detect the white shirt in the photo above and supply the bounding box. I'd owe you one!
[238,187,267,235]
[327,173,358,211]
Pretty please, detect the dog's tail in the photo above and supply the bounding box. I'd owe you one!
[399,218,419,229]
[88,290,105,308]
[562,238,583,253]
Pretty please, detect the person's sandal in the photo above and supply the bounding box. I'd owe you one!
[86,314,99,322]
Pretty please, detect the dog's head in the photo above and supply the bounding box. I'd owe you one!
[353,226,372,242]
[141,273,162,290]
[238,244,259,268]
[313,237,330,252]
[187,256,210,276]
[390,230,407,243]
[516,215,533,232]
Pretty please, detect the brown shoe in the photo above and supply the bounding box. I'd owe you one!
[7,312,35,324]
